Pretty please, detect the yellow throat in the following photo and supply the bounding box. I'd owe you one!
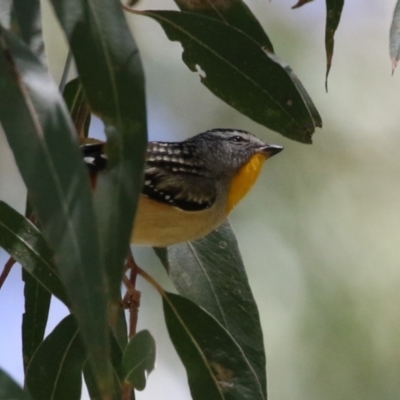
[226,153,266,213]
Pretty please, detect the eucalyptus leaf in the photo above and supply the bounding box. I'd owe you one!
[138,10,317,143]
[12,0,45,63]
[325,0,344,90]
[50,0,148,299]
[155,220,266,397]
[22,270,51,372]
[122,330,156,391]
[163,292,265,400]
[25,315,85,400]
[390,0,400,73]
[62,78,91,138]
[0,28,111,395]
[0,201,66,303]
[0,368,32,400]
[173,0,274,51]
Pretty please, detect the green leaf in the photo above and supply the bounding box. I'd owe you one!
[0,28,112,394]
[83,329,124,400]
[122,330,156,391]
[0,201,66,303]
[390,0,400,73]
[22,270,51,372]
[325,0,344,90]
[155,220,266,397]
[12,0,46,63]
[291,0,314,9]
[62,78,91,138]
[137,10,318,143]
[50,0,148,298]
[173,0,274,51]
[25,315,85,400]
[0,368,32,400]
[163,292,265,400]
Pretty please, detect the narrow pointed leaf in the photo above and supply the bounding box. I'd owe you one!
[0,201,66,303]
[163,292,265,400]
[62,78,91,138]
[26,315,85,400]
[50,0,148,299]
[138,10,317,143]
[0,368,32,400]
[173,0,274,51]
[325,0,344,90]
[291,0,314,9]
[12,0,46,63]
[0,28,111,394]
[22,270,51,372]
[122,330,156,391]
[155,220,266,397]
[390,0,400,73]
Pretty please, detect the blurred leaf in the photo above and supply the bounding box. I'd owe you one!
[291,0,314,9]
[25,315,85,400]
[12,0,45,63]
[163,292,265,400]
[0,28,112,394]
[122,330,156,391]
[155,220,266,397]
[63,78,91,138]
[22,270,51,372]
[50,0,148,299]
[390,0,400,73]
[0,0,12,28]
[325,0,344,90]
[173,0,274,51]
[0,201,66,303]
[0,367,32,400]
[137,10,318,143]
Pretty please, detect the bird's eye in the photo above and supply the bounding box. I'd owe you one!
[230,135,246,143]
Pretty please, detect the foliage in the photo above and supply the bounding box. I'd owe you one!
[5,0,393,399]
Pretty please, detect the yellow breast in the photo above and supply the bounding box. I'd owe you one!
[226,153,266,213]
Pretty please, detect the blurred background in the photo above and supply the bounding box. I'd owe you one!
[1,0,400,399]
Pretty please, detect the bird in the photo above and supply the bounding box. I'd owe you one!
[81,129,283,247]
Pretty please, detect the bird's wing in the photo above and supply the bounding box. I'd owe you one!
[81,141,217,212]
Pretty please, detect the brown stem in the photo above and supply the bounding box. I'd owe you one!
[121,251,142,400]
[0,256,16,290]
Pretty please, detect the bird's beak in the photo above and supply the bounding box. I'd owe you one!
[258,144,283,158]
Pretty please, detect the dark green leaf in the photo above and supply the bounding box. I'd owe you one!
[83,330,125,400]
[50,0,148,298]
[12,0,46,63]
[325,0,344,90]
[390,0,400,73]
[291,0,314,9]
[0,29,111,394]
[25,315,85,400]
[138,10,318,143]
[174,0,274,51]
[155,220,266,397]
[0,201,66,303]
[163,292,265,400]
[122,330,156,391]
[22,270,51,372]
[62,78,91,138]
[0,368,32,400]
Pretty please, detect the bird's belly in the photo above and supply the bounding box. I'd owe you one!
[131,195,226,247]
